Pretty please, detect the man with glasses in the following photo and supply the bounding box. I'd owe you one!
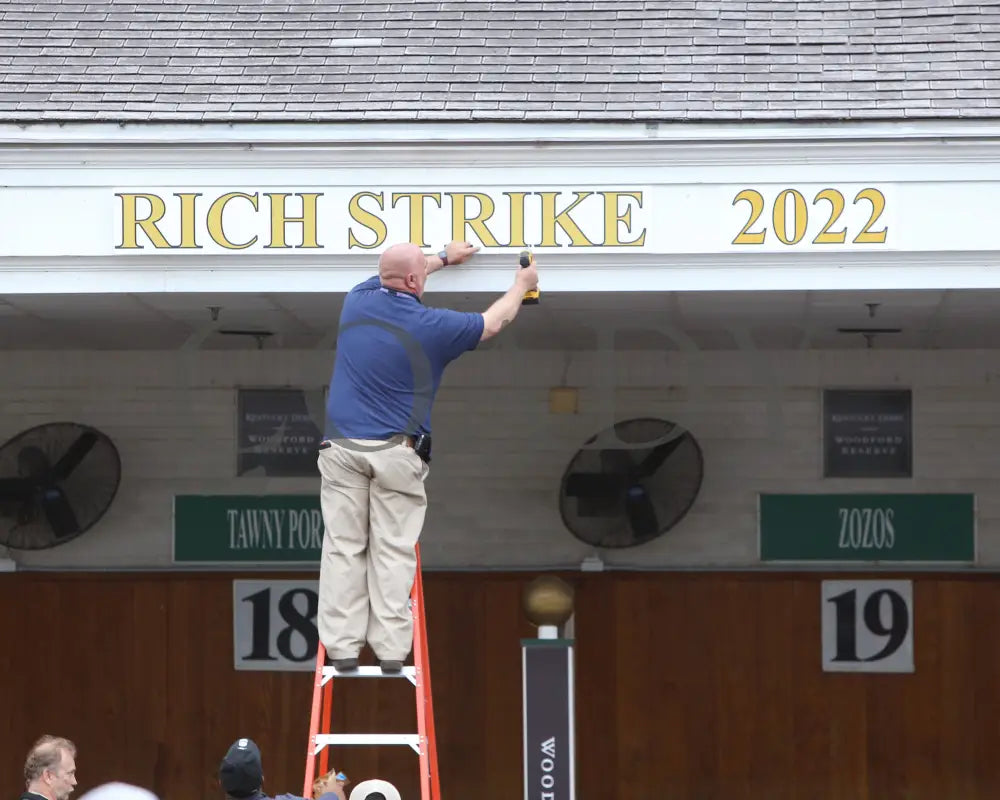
[20,735,78,800]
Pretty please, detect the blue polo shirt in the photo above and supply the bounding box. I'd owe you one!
[325,275,485,439]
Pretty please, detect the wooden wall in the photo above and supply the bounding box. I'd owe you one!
[2,570,1000,800]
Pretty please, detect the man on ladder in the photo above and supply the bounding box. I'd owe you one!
[317,240,539,672]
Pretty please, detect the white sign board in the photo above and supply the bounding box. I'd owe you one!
[0,180,977,258]
[821,579,914,673]
[232,578,320,672]
[102,183,900,256]
[5,163,1000,293]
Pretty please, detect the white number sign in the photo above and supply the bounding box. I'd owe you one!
[232,579,320,671]
[821,579,914,673]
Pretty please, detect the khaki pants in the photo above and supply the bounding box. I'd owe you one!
[316,437,430,661]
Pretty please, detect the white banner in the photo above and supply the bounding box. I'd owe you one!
[5,179,986,258]
[5,167,1000,292]
[232,578,320,672]
[820,579,914,673]
[108,183,899,256]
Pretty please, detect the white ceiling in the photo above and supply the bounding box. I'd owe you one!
[1,288,1000,351]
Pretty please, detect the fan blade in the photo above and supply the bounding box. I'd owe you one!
[565,472,625,501]
[636,434,687,478]
[0,477,36,500]
[624,485,660,539]
[599,448,635,474]
[53,431,99,480]
[40,486,81,539]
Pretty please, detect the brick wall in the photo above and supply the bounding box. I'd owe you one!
[1,347,998,570]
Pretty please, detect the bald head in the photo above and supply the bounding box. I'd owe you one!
[379,243,428,296]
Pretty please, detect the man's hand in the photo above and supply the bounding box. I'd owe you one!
[445,240,480,265]
[444,240,480,265]
[515,259,538,291]
[480,254,540,340]
[313,768,349,799]
[426,241,479,275]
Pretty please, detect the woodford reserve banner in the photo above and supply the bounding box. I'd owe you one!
[108,184,897,255]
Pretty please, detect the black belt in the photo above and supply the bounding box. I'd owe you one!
[318,433,430,463]
[318,434,414,447]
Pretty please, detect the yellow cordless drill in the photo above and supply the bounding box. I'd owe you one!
[519,249,540,305]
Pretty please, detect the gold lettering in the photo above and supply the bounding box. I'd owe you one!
[348,192,387,250]
[601,191,645,246]
[264,192,322,249]
[447,192,500,247]
[537,191,596,247]
[853,188,888,244]
[503,192,528,248]
[812,189,848,244]
[732,189,766,245]
[116,193,169,249]
[390,193,442,247]
[206,192,259,250]
[114,187,652,253]
[176,193,202,249]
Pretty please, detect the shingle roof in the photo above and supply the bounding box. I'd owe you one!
[1,0,999,124]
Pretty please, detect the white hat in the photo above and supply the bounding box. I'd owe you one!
[77,783,159,800]
[348,779,401,800]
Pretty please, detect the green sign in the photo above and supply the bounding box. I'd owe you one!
[173,495,323,563]
[759,493,975,563]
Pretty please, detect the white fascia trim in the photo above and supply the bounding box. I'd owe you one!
[6,253,1000,294]
[2,119,1000,146]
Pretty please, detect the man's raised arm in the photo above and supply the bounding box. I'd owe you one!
[481,257,539,340]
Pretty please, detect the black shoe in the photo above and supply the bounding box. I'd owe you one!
[380,659,403,674]
[331,658,359,671]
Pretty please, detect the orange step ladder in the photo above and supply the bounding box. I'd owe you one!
[303,544,440,800]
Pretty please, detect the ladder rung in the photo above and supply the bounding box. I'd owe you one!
[314,733,421,754]
[321,666,417,686]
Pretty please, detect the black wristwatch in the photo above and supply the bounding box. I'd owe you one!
[437,249,449,266]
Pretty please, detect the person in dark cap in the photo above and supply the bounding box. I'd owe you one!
[218,738,347,800]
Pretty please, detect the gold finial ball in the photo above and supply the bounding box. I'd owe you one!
[522,575,575,627]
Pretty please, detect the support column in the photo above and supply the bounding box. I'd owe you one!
[520,575,576,800]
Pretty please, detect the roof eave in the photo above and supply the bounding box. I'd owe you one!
[2,118,1000,146]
